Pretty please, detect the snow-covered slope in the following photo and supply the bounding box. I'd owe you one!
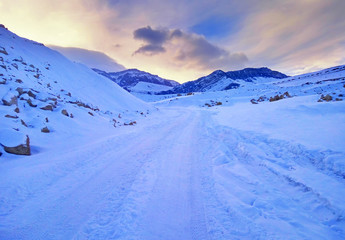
[93,68,180,94]
[0,25,151,157]
[160,67,287,94]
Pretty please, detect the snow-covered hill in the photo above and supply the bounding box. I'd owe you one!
[0,25,151,157]
[159,67,287,94]
[93,68,180,94]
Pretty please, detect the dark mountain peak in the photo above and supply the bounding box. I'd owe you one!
[226,67,288,80]
[93,68,180,90]
[159,67,287,94]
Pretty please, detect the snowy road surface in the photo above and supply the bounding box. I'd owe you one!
[1,107,345,240]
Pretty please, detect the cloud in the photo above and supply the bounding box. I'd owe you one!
[133,26,248,70]
[133,26,169,55]
[171,31,248,70]
[226,0,345,75]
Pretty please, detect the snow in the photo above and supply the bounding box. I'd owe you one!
[1,27,345,240]
[128,81,173,93]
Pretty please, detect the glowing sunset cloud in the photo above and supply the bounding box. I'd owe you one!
[1,0,344,82]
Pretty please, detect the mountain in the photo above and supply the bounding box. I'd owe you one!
[159,67,288,94]
[93,68,180,94]
[49,46,126,72]
[0,25,150,156]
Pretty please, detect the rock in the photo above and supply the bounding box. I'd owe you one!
[40,104,53,111]
[15,79,23,83]
[320,94,332,102]
[70,113,74,118]
[5,114,18,119]
[27,90,36,99]
[88,112,94,116]
[2,91,18,106]
[0,47,8,55]
[41,127,50,133]
[251,99,258,104]
[14,107,20,113]
[16,87,25,95]
[27,98,37,107]
[215,102,222,106]
[3,135,31,156]
[21,119,28,127]
[61,109,69,117]
[283,91,292,98]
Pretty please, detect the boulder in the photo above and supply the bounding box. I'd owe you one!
[1,134,31,156]
[320,94,333,102]
[2,91,18,106]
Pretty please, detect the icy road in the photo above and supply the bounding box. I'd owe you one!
[1,106,345,240]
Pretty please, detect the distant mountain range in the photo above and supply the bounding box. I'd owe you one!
[159,67,288,94]
[93,68,180,93]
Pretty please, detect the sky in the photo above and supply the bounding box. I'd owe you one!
[1,0,344,83]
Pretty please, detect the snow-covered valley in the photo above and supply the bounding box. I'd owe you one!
[1,26,345,240]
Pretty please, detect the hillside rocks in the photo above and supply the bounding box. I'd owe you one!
[269,92,292,102]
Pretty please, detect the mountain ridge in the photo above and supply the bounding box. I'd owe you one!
[159,67,288,94]
[93,68,180,93]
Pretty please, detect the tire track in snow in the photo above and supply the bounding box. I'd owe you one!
[204,116,345,239]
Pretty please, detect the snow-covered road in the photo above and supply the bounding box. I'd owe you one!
[1,107,344,239]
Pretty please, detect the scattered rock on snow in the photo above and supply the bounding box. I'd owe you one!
[5,114,18,119]
[41,127,50,133]
[61,109,69,117]
[20,119,28,127]
[40,104,53,111]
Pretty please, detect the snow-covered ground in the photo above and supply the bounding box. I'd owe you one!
[1,101,345,239]
[1,26,345,239]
